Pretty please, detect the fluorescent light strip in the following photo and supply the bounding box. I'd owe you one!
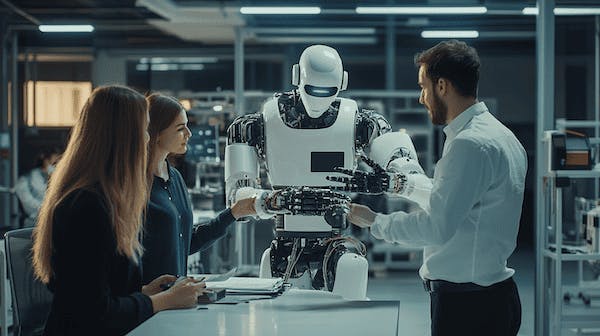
[250,27,375,35]
[140,57,218,64]
[255,36,376,44]
[356,6,487,15]
[39,25,94,33]
[421,30,479,39]
[523,7,600,15]
[240,7,321,14]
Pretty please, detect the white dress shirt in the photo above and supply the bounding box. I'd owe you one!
[371,102,527,286]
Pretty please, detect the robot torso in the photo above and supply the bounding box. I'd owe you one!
[262,94,357,188]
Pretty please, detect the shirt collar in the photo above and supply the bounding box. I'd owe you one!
[443,101,488,140]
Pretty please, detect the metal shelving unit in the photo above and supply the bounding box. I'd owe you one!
[536,11,600,335]
[540,168,600,336]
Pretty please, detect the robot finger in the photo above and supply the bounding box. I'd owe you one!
[333,167,356,176]
[331,191,352,201]
[326,176,353,184]
[330,185,357,192]
[361,155,386,174]
[340,203,350,213]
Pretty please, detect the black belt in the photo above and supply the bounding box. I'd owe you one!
[423,277,513,293]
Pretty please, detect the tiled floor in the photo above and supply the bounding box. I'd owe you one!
[365,245,535,336]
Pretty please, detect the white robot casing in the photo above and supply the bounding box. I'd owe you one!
[262,96,356,233]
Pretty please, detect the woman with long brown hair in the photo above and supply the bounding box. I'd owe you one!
[142,93,256,283]
[32,85,205,336]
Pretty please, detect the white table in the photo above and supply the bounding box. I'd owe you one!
[128,289,400,336]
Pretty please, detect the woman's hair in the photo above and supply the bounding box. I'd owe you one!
[33,85,149,283]
[146,93,185,183]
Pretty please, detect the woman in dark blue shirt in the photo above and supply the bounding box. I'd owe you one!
[142,93,256,283]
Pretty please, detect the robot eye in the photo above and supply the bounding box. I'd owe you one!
[304,85,338,97]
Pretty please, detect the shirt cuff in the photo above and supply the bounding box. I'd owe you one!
[219,208,235,227]
[132,292,154,323]
[370,213,391,241]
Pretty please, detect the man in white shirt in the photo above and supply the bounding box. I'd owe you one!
[15,148,60,227]
[337,40,526,336]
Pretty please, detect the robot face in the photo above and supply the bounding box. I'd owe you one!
[304,85,338,98]
[295,45,347,118]
[299,86,338,118]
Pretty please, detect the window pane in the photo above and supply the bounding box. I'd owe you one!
[25,81,92,127]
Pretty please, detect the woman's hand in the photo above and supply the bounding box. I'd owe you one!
[150,278,206,313]
[231,197,257,219]
[142,274,177,296]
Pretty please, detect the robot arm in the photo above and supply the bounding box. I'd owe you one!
[225,113,275,219]
[355,109,392,152]
[328,131,433,210]
[368,131,432,210]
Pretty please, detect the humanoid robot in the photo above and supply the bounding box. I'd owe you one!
[225,45,429,299]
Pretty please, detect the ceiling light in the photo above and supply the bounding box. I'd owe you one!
[146,57,217,64]
[254,36,376,44]
[240,7,321,15]
[180,64,205,71]
[249,27,375,35]
[356,6,487,15]
[523,7,600,15]
[39,25,94,33]
[421,30,479,39]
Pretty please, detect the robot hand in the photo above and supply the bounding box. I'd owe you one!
[326,155,406,194]
[264,186,351,216]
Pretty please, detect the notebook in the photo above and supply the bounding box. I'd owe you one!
[205,277,284,295]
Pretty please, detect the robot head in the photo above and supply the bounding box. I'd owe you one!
[292,45,348,118]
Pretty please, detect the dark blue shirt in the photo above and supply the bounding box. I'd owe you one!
[141,163,235,284]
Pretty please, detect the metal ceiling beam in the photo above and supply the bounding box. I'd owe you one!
[0,0,41,25]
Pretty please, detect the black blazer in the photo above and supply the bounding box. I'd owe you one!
[44,188,153,336]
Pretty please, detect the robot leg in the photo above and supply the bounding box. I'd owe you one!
[332,252,368,300]
[259,247,272,278]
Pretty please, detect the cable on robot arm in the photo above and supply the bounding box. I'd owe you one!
[321,236,367,291]
[225,113,267,213]
[226,113,265,157]
[355,109,392,150]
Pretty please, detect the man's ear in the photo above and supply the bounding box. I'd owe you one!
[437,78,449,96]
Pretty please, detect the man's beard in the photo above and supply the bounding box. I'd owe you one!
[429,90,448,125]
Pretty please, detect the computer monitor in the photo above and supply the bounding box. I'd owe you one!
[186,124,219,162]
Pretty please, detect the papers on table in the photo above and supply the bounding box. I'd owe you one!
[188,267,237,282]
[205,277,284,295]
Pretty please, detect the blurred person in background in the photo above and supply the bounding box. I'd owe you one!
[15,147,61,227]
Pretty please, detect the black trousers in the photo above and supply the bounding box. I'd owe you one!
[429,277,521,336]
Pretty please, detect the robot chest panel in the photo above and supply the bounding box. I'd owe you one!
[263,99,356,187]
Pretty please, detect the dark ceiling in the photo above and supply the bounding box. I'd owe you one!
[0,0,599,52]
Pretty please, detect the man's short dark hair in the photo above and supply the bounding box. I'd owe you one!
[414,40,480,97]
